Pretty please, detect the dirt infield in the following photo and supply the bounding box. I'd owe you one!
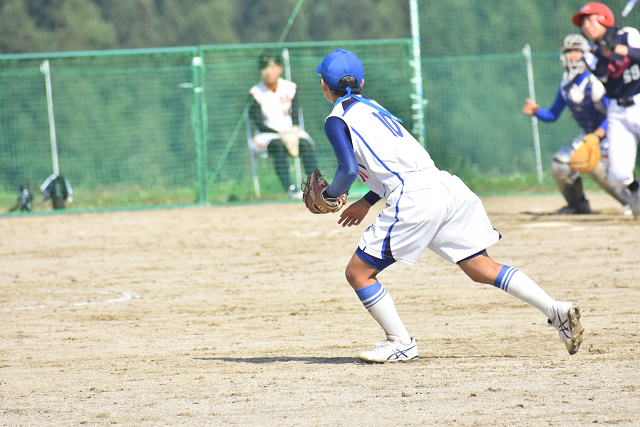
[1,193,639,426]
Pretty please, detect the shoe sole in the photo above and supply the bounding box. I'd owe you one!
[567,305,584,355]
[358,355,419,364]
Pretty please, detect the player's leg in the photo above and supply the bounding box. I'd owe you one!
[458,251,555,319]
[458,251,584,354]
[606,124,637,188]
[589,160,631,207]
[345,250,418,363]
[606,109,640,216]
[608,108,640,217]
[589,137,631,207]
[298,137,318,175]
[430,172,583,354]
[267,139,295,193]
[550,143,591,214]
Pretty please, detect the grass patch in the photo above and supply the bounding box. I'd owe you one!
[2,168,636,214]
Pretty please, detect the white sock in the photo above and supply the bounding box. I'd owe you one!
[355,281,412,343]
[494,265,555,320]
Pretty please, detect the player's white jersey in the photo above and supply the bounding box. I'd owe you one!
[249,78,296,132]
[329,96,498,265]
[328,97,436,197]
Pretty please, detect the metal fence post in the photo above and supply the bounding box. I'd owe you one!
[192,53,208,205]
[523,44,543,184]
[409,0,427,149]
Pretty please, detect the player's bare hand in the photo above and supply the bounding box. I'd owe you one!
[338,199,371,227]
[522,99,538,116]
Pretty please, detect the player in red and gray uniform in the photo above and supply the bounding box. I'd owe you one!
[573,2,640,217]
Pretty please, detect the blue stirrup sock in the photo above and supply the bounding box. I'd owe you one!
[355,281,411,344]
[494,265,555,320]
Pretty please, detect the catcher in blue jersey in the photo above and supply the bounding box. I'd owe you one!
[523,33,631,214]
[302,49,584,363]
[573,2,640,217]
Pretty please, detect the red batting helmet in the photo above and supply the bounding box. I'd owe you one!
[572,2,615,27]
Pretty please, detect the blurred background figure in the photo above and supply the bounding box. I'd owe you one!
[41,175,73,210]
[248,51,318,199]
[19,184,34,211]
[7,184,34,213]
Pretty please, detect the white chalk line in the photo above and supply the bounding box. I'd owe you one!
[520,222,625,231]
[73,291,140,306]
[2,291,141,312]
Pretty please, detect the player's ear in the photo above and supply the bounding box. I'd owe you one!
[360,79,365,89]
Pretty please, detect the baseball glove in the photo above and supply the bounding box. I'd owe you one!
[280,125,300,157]
[570,133,601,173]
[301,169,348,214]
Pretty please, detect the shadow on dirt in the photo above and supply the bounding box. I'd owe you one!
[195,356,360,364]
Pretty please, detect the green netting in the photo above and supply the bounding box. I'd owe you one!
[414,0,640,189]
[0,35,618,212]
[200,40,414,203]
[0,48,199,209]
[423,52,580,179]
[0,40,416,210]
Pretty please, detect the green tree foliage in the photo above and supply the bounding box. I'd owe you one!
[0,0,47,53]
[0,0,636,54]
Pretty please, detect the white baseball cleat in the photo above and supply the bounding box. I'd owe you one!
[549,301,584,355]
[358,335,419,363]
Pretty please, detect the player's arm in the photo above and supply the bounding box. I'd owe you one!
[324,116,379,227]
[291,95,300,126]
[248,95,272,133]
[525,90,566,122]
[324,116,358,197]
[585,44,611,77]
[601,28,640,60]
[621,28,640,61]
[595,115,608,139]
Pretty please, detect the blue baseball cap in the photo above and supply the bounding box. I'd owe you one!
[316,49,363,91]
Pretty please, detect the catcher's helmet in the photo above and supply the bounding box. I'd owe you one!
[572,2,615,27]
[560,34,590,80]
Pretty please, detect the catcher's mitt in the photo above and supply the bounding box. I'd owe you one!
[280,125,300,157]
[570,133,601,173]
[301,169,348,214]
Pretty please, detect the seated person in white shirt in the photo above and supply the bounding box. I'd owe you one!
[248,51,318,199]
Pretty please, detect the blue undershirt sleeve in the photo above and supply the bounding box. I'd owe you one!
[363,191,381,206]
[534,90,565,122]
[324,116,359,198]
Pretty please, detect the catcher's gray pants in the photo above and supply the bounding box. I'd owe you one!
[551,136,631,211]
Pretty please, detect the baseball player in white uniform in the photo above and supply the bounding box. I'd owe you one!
[573,2,640,217]
[316,49,584,362]
[249,52,318,198]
